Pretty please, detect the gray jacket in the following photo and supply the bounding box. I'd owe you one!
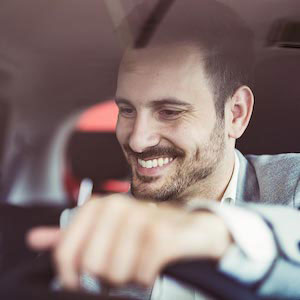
[235,150,300,298]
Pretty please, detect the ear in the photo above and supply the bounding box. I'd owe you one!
[226,86,254,139]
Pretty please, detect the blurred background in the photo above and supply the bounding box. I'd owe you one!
[0,0,299,206]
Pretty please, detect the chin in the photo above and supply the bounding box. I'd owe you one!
[131,179,179,203]
[130,161,184,202]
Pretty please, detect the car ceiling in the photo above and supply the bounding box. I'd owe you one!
[0,0,299,107]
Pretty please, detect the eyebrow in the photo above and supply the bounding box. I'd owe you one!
[115,97,194,109]
[115,98,132,106]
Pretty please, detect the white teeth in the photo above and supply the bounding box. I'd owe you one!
[158,158,164,167]
[146,160,153,168]
[138,158,147,168]
[138,157,174,168]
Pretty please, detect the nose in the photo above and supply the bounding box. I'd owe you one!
[128,115,160,153]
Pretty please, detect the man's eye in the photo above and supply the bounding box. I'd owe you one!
[119,107,135,117]
[159,109,182,119]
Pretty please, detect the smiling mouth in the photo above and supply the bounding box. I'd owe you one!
[137,157,174,169]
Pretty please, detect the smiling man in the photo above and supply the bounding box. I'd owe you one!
[115,42,245,205]
[27,1,300,299]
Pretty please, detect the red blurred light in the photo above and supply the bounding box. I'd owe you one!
[77,100,118,132]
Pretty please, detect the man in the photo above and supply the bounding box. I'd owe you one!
[28,0,300,299]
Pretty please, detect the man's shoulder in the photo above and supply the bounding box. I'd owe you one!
[244,152,300,181]
[240,153,300,205]
[242,152,300,205]
[245,152,300,170]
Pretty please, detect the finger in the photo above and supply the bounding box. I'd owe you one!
[26,226,61,250]
[135,219,176,286]
[54,200,103,290]
[135,207,186,286]
[80,197,131,282]
[105,206,148,285]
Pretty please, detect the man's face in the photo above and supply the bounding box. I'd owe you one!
[115,44,226,202]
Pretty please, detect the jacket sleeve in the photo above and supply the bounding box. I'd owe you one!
[189,198,300,299]
[241,203,300,299]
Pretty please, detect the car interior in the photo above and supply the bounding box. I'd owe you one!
[0,0,299,299]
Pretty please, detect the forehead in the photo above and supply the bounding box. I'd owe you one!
[116,43,214,106]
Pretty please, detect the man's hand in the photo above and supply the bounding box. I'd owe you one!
[27,194,232,290]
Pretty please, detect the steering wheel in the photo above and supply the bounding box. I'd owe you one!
[0,253,261,300]
[0,245,260,299]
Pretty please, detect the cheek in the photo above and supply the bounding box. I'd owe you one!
[163,122,198,152]
[115,118,125,144]
[170,121,211,154]
[116,118,133,145]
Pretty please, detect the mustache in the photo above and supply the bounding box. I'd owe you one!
[123,144,185,160]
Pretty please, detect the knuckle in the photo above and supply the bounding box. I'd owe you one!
[148,225,160,241]
[105,195,128,210]
[134,272,155,287]
[53,246,74,271]
[82,257,105,278]
[53,246,65,265]
[147,222,167,242]
[129,211,147,227]
[143,222,173,258]
[78,199,102,216]
[84,198,100,210]
[106,272,128,286]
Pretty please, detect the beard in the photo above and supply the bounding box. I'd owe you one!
[123,118,225,202]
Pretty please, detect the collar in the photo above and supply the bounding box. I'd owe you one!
[221,150,240,206]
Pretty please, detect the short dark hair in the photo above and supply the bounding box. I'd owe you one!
[134,0,255,117]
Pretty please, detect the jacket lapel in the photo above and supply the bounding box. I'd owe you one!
[235,150,260,205]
